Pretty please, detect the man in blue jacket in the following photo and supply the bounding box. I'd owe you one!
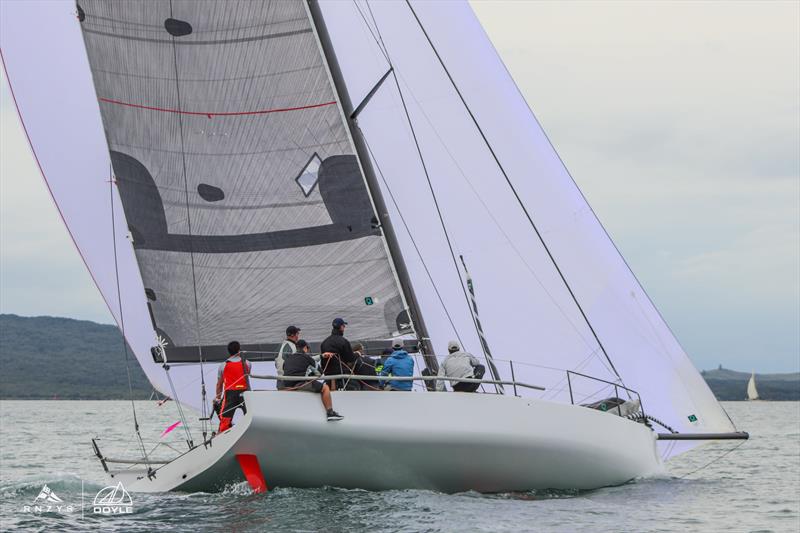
[380,339,414,391]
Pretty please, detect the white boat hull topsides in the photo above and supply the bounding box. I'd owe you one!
[113,391,662,493]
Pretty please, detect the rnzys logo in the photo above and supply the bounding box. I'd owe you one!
[22,484,75,514]
[93,482,134,515]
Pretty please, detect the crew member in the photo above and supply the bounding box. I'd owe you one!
[215,341,251,432]
[436,340,485,392]
[275,325,301,389]
[353,342,379,390]
[281,340,344,421]
[380,339,414,391]
[320,318,359,390]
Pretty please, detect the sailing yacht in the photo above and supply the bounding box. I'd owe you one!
[1,0,747,493]
[747,372,760,401]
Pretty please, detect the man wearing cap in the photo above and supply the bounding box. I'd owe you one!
[320,318,359,390]
[436,341,485,392]
[281,339,344,421]
[380,339,415,391]
[275,325,301,390]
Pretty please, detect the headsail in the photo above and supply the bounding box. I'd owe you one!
[317,0,736,456]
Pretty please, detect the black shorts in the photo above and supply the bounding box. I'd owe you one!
[221,390,247,417]
[282,379,324,393]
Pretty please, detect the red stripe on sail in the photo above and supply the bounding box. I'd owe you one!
[98,97,337,118]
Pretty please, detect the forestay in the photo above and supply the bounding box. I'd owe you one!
[317,0,735,457]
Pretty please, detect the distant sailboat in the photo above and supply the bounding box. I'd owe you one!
[747,372,760,401]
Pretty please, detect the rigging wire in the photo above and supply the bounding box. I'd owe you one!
[107,165,150,468]
[162,361,195,448]
[387,71,617,381]
[357,1,620,396]
[352,1,390,64]
[402,0,623,383]
[169,0,208,444]
[359,0,499,393]
[358,0,617,391]
[359,128,464,349]
[678,440,747,479]
[389,60,497,392]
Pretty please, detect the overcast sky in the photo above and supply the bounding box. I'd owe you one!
[1,1,798,372]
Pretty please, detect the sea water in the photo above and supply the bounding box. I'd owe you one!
[0,400,797,532]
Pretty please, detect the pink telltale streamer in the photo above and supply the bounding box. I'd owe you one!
[160,421,181,439]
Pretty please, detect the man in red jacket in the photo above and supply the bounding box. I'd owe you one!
[215,341,251,432]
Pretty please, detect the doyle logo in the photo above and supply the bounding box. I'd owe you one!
[22,484,74,513]
[93,482,133,515]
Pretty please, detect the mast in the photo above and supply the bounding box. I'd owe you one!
[306,0,436,367]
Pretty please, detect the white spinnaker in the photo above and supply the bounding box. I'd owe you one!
[319,0,735,456]
[1,0,226,413]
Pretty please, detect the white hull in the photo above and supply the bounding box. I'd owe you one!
[114,391,662,493]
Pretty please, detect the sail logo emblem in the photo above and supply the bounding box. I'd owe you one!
[21,484,74,513]
[93,482,133,514]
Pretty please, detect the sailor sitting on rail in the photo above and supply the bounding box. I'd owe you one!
[436,341,485,393]
[281,340,344,422]
[215,341,251,432]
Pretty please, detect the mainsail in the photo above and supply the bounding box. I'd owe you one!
[1,0,417,412]
[77,0,413,362]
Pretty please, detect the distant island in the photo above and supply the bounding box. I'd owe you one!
[0,314,798,400]
[701,365,799,401]
[0,314,151,400]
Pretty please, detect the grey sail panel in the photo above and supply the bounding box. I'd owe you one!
[78,0,408,360]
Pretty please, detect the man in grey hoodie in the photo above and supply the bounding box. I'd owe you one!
[436,341,486,392]
[275,325,300,390]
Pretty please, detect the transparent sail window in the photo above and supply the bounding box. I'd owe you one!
[295,153,323,197]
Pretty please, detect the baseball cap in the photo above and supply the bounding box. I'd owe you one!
[332,317,348,328]
[447,340,460,352]
[286,325,300,336]
[392,338,403,349]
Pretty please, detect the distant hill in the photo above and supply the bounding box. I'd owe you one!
[1,314,798,401]
[0,314,151,399]
[701,366,800,401]
[701,367,800,382]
